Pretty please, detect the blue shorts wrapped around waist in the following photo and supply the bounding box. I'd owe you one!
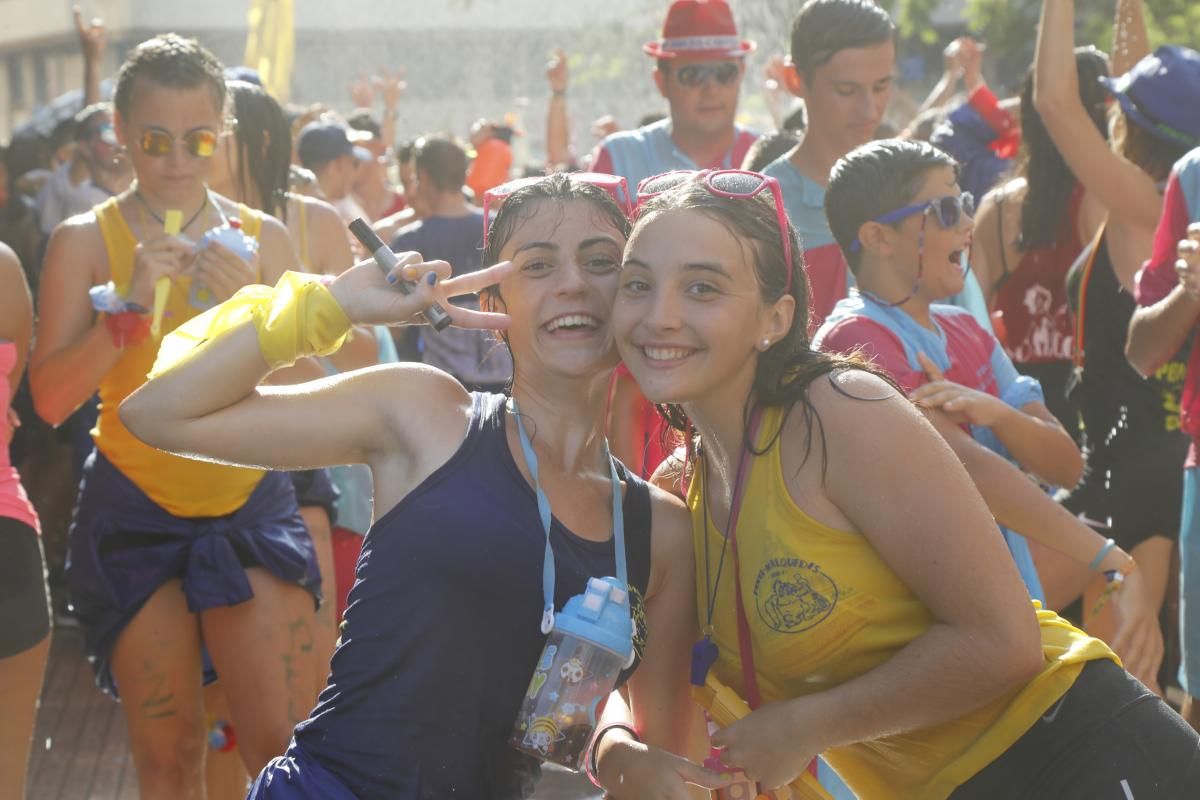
[249,745,359,800]
[66,450,320,695]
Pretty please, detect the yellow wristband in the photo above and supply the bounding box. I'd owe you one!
[149,271,351,377]
[253,271,352,369]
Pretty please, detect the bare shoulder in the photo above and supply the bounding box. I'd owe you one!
[369,361,473,444]
[294,194,345,232]
[643,480,694,596]
[785,368,916,456]
[0,241,22,279]
[44,211,107,281]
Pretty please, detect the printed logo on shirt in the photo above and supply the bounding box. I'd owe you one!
[753,558,838,633]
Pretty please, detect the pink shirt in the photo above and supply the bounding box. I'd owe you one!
[1135,148,1200,466]
[0,342,39,532]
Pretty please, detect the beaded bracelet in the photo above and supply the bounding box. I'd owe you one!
[584,722,640,789]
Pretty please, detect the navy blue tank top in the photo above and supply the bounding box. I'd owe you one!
[292,393,653,799]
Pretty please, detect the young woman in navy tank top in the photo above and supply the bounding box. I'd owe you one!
[121,175,716,798]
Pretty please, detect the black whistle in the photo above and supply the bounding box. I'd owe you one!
[348,218,452,331]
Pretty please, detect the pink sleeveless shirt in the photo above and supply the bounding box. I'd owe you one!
[1,341,39,532]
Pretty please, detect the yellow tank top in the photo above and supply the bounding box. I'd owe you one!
[689,405,1117,800]
[93,196,265,518]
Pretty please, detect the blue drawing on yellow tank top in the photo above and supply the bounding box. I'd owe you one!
[753,558,838,633]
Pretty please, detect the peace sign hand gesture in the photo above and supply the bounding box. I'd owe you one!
[329,254,514,330]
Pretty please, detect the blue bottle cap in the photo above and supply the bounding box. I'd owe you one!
[553,576,634,661]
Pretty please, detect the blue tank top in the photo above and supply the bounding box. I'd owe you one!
[291,392,653,799]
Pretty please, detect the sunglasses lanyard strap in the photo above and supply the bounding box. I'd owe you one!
[511,399,631,655]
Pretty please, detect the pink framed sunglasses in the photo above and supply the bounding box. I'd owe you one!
[481,172,632,248]
[635,169,794,294]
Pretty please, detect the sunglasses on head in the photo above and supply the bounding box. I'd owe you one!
[636,169,794,295]
[481,172,632,248]
[670,62,741,88]
[139,127,219,159]
[850,192,974,252]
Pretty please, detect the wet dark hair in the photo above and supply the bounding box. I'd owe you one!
[826,139,958,273]
[346,110,382,140]
[783,105,807,133]
[1015,47,1110,250]
[113,34,226,119]
[395,140,416,165]
[227,80,292,221]
[741,130,801,172]
[790,0,896,81]
[481,173,632,387]
[414,135,468,193]
[632,177,895,471]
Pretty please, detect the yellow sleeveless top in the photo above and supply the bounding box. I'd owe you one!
[93,196,265,518]
[689,405,1117,800]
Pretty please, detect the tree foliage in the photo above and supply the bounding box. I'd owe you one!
[896,0,1200,77]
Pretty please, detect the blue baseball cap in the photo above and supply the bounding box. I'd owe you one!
[1100,45,1200,150]
[297,121,373,169]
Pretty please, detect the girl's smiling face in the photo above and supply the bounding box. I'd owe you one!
[490,198,627,381]
[614,206,792,405]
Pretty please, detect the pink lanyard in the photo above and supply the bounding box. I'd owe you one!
[696,405,765,708]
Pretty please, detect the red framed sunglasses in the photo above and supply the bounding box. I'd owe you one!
[636,169,794,294]
[482,172,632,248]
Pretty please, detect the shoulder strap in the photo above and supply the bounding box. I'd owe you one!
[94,197,134,292]
[1072,220,1109,371]
[619,466,653,600]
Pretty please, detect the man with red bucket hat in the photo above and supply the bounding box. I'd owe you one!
[590,0,760,195]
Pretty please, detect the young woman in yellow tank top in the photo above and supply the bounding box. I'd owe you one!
[601,170,1200,798]
[29,36,321,799]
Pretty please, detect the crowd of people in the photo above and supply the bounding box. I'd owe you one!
[3,0,1200,798]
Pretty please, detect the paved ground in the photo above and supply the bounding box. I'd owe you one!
[27,627,601,799]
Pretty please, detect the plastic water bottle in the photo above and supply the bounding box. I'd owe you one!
[190,217,259,310]
[510,576,634,769]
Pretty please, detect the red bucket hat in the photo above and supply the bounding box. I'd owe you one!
[643,0,756,61]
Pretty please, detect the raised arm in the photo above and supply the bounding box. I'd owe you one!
[74,6,106,108]
[1033,0,1161,233]
[119,255,512,472]
[545,49,572,169]
[1111,0,1151,79]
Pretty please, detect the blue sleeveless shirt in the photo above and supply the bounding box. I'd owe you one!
[285,392,653,799]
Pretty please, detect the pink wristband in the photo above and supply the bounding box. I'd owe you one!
[584,722,640,789]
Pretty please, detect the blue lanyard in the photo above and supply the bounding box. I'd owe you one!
[510,399,627,635]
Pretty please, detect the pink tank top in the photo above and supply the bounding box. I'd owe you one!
[0,341,39,532]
